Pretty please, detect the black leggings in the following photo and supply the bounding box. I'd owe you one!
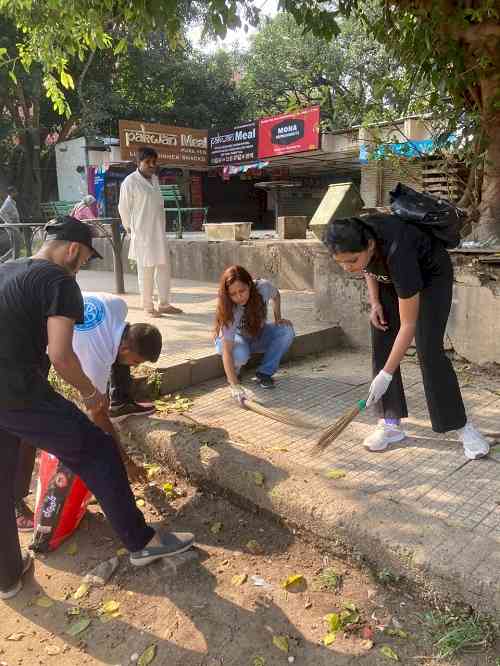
[371,246,466,433]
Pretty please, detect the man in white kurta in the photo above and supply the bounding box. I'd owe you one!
[118,147,182,317]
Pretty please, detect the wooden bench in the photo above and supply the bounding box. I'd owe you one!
[159,184,208,237]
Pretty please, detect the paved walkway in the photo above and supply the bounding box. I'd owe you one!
[77,270,328,370]
[125,349,500,613]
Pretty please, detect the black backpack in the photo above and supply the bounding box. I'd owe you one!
[389,183,465,249]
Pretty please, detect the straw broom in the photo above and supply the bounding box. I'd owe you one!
[314,399,367,452]
[243,398,314,430]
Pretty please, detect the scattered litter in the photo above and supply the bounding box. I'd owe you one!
[287,657,295,664]
[66,617,91,637]
[231,573,248,586]
[325,468,347,480]
[272,635,289,653]
[210,522,223,535]
[380,645,399,661]
[144,464,161,479]
[250,575,272,589]
[35,595,54,608]
[252,471,265,487]
[138,644,157,665]
[130,653,139,662]
[281,574,304,589]
[155,395,193,414]
[72,584,89,600]
[246,539,262,554]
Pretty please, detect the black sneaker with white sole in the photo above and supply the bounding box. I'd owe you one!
[254,372,275,389]
[130,531,195,567]
[109,402,156,422]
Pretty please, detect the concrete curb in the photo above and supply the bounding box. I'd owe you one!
[123,413,500,616]
[135,325,346,395]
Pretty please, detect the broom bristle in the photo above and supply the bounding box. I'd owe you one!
[314,400,367,452]
[244,399,314,430]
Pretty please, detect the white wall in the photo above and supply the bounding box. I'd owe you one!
[55,137,87,201]
[55,139,122,201]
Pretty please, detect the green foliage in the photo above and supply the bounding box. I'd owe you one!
[239,9,430,130]
[420,609,498,658]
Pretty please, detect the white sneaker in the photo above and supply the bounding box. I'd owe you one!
[363,423,406,452]
[459,423,490,460]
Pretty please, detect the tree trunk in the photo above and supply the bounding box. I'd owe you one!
[477,76,500,241]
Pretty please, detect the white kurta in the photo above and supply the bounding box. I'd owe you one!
[118,170,169,266]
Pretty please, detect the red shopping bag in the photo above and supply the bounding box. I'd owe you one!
[31,451,92,552]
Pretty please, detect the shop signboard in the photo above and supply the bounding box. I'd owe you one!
[257,106,320,159]
[119,120,208,167]
[208,121,258,166]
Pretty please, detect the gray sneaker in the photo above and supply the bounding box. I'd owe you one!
[130,531,195,567]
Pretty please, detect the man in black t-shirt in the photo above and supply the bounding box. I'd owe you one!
[0,217,194,600]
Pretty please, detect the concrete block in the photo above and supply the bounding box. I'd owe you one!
[204,222,252,241]
[190,354,224,385]
[160,361,193,394]
[277,216,308,240]
[309,182,364,241]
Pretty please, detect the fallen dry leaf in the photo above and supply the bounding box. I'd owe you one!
[72,583,89,600]
[116,548,128,556]
[46,645,61,656]
[99,600,120,615]
[281,574,304,589]
[253,658,266,666]
[231,573,248,586]
[35,595,54,608]
[210,522,223,535]
[246,539,261,554]
[138,643,157,666]
[6,632,25,641]
[380,645,399,661]
[272,635,289,653]
[253,471,265,487]
[323,632,337,646]
[66,617,91,637]
[326,468,346,480]
[66,543,78,556]
[360,639,374,650]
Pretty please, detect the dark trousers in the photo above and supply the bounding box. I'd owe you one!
[0,392,154,591]
[14,360,134,504]
[109,362,133,406]
[372,246,467,433]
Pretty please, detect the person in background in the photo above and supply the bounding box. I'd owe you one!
[0,186,20,224]
[118,147,182,318]
[0,216,194,601]
[214,265,295,403]
[324,215,489,460]
[71,195,97,221]
[13,292,161,532]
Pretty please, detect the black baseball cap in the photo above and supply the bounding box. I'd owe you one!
[44,216,102,259]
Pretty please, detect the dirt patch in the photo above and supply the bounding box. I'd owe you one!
[2,463,499,666]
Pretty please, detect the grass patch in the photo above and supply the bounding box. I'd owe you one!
[420,609,497,658]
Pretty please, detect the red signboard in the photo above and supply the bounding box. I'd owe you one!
[257,106,320,159]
